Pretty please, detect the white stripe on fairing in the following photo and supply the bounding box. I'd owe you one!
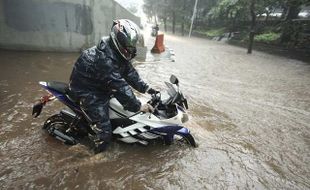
[139,132,159,139]
[113,123,146,134]
[119,136,139,143]
[128,130,138,135]
[137,127,147,133]
[138,140,148,145]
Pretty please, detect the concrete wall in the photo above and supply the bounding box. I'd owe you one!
[0,0,141,52]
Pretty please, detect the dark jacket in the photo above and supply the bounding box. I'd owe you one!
[69,37,149,112]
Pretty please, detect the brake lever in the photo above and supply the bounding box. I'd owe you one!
[148,103,159,119]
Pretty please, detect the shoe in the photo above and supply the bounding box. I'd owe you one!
[93,140,108,154]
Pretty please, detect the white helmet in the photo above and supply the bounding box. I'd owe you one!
[110,19,141,61]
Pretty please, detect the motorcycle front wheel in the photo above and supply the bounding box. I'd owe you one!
[174,133,198,147]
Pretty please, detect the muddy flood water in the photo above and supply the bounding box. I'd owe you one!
[1,35,310,189]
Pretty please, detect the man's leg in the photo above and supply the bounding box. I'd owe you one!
[79,93,112,153]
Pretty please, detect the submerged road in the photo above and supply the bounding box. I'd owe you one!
[0,34,309,189]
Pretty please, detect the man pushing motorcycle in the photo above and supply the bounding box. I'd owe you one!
[69,19,157,153]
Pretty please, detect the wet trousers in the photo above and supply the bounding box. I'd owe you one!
[77,92,112,143]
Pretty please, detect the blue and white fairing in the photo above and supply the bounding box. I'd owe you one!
[110,102,191,144]
[38,81,81,113]
[37,76,194,146]
[109,82,191,145]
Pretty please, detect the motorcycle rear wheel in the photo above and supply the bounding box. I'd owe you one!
[43,114,77,145]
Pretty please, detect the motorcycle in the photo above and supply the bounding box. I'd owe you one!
[151,28,158,37]
[32,75,197,149]
[151,25,159,37]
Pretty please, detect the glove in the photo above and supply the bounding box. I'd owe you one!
[147,87,159,95]
[140,103,155,113]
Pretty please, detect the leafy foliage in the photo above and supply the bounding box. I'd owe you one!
[196,28,227,37]
[254,32,281,43]
[143,0,309,46]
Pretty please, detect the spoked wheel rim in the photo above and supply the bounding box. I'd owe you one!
[43,114,68,131]
[43,114,77,145]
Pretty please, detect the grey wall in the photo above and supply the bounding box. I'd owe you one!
[0,0,141,52]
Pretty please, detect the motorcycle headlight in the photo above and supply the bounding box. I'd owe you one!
[181,113,189,123]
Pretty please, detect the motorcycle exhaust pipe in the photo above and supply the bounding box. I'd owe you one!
[53,129,77,145]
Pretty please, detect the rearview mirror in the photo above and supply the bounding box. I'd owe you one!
[170,75,179,86]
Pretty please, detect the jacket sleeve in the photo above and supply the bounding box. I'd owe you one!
[123,62,149,93]
[104,60,142,112]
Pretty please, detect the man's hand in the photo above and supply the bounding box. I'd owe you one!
[140,103,155,113]
[147,87,159,95]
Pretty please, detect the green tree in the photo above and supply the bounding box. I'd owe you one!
[247,0,256,54]
[144,0,309,48]
[144,0,192,34]
[143,0,157,22]
[280,0,308,43]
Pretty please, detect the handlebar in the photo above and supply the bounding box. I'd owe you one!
[148,91,161,107]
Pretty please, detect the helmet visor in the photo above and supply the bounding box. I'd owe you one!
[116,32,138,60]
[118,45,136,60]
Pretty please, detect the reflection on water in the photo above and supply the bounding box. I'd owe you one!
[1,35,310,189]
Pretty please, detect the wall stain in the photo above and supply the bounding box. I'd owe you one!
[3,0,93,35]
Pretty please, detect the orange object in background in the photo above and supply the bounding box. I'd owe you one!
[151,34,165,53]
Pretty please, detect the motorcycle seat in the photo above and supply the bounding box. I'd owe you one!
[47,81,68,94]
[47,81,79,103]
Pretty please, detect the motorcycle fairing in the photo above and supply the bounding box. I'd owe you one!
[39,81,81,113]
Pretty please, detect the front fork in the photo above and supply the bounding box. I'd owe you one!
[165,127,192,145]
